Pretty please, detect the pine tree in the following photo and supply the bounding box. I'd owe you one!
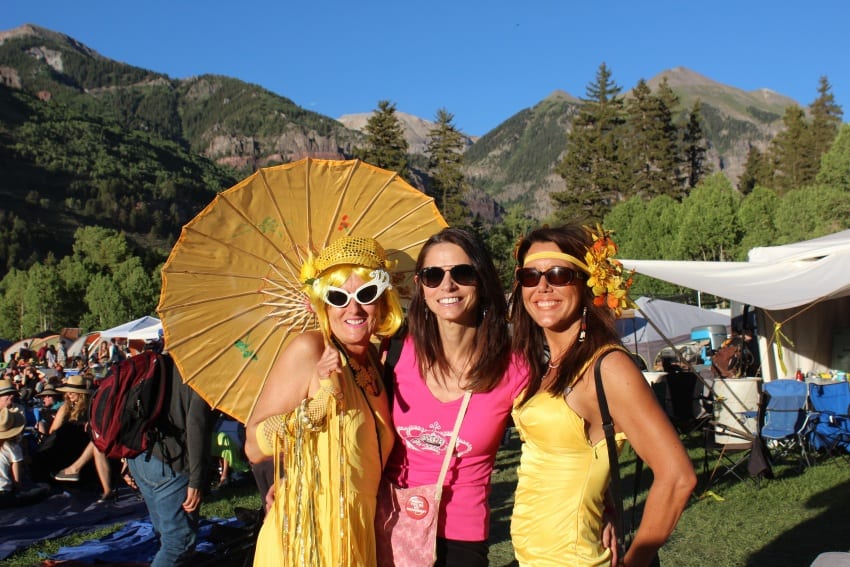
[681,100,711,192]
[808,76,844,159]
[426,108,467,226]
[738,145,771,194]
[655,78,690,193]
[623,78,679,200]
[768,105,815,193]
[816,123,850,191]
[552,63,626,223]
[360,100,410,179]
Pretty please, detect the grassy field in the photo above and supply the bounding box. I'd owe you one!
[6,430,850,566]
[489,431,850,567]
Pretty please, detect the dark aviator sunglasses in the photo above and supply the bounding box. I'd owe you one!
[515,266,586,287]
[418,264,478,288]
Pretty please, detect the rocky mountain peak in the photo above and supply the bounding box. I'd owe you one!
[0,23,105,60]
[337,110,476,155]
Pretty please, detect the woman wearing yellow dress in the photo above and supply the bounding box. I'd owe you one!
[509,225,696,567]
[247,236,404,566]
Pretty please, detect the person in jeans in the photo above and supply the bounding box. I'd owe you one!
[125,342,214,567]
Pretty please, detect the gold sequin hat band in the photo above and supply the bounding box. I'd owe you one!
[301,235,394,283]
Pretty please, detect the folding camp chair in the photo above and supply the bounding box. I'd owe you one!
[807,381,850,463]
[702,378,765,490]
[758,379,811,470]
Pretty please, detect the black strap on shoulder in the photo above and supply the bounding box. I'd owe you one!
[594,349,625,558]
[595,347,645,559]
[382,333,405,405]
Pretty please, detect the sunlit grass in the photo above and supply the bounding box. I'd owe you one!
[488,430,850,567]
[5,434,850,567]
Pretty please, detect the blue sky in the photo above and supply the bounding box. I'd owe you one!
[2,0,848,136]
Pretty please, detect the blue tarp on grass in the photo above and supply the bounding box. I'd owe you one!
[47,516,243,564]
[0,486,147,560]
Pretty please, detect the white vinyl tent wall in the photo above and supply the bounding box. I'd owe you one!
[621,229,850,381]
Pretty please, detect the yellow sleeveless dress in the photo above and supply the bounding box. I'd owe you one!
[510,357,627,566]
[253,360,394,567]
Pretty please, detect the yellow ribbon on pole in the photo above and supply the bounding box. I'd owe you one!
[773,321,795,376]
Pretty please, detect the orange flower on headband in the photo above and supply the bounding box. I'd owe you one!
[583,224,635,317]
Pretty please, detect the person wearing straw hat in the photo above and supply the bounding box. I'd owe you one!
[0,378,18,409]
[29,374,92,484]
[0,378,25,419]
[51,374,120,503]
[34,386,63,438]
[247,235,404,567]
[0,407,26,497]
[0,406,51,508]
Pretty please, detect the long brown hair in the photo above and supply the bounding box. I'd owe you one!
[67,391,90,422]
[509,225,621,405]
[408,228,510,393]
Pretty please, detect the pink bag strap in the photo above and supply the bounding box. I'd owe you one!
[434,391,472,503]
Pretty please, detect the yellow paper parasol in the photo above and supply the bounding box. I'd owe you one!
[157,158,447,423]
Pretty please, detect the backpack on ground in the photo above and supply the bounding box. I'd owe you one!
[89,350,167,459]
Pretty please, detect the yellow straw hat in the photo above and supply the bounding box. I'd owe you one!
[0,407,25,440]
[0,379,16,396]
[301,236,393,283]
[57,375,92,393]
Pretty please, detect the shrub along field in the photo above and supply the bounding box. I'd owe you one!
[5,430,850,566]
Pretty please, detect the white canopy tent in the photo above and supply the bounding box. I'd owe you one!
[621,229,850,381]
[99,316,163,341]
[617,296,731,368]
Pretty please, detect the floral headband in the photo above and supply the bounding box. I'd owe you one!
[583,224,635,317]
[519,224,635,317]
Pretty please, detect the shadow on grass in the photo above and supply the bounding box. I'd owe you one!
[746,470,850,566]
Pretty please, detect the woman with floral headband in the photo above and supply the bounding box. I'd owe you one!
[246,236,404,566]
[509,225,695,567]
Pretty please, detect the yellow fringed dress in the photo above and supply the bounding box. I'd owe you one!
[253,359,393,566]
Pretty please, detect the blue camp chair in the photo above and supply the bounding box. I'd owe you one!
[807,381,850,462]
[758,379,811,469]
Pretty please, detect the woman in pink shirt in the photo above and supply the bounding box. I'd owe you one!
[382,228,528,566]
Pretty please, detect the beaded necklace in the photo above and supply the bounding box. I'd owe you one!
[347,356,380,396]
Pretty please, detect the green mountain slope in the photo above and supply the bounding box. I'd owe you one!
[0,24,364,273]
[463,68,798,219]
[0,23,814,270]
[0,83,237,269]
[464,90,581,219]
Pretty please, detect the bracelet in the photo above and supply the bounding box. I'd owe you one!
[261,384,341,447]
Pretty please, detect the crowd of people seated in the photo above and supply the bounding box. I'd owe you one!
[0,340,249,509]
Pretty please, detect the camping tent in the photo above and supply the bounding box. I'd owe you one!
[617,297,731,368]
[621,229,850,381]
[3,339,32,363]
[66,332,101,359]
[99,316,163,341]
